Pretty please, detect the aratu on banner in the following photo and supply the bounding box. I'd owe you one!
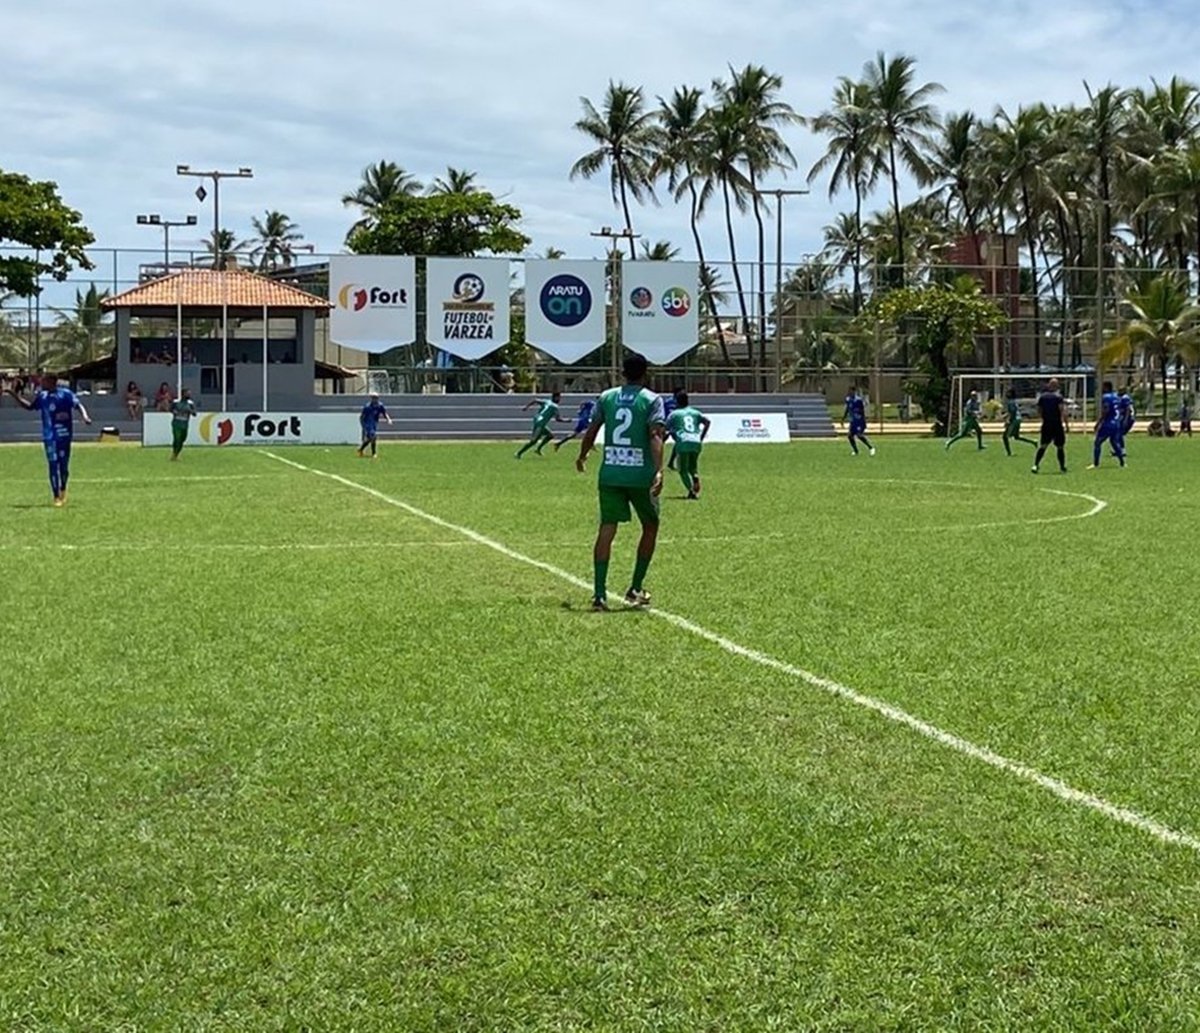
[524,260,607,364]
[621,261,700,364]
[426,258,510,360]
[329,256,416,348]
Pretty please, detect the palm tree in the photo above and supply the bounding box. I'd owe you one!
[1101,274,1200,417]
[927,111,986,267]
[861,52,944,283]
[1080,83,1132,272]
[639,239,680,261]
[807,77,883,313]
[713,64,799,366]
[570,81,657,259]
[342,161,423,237]
[1152,146,1200,290]
[202,229,245,269]
[652,85,728,360]
[695,101,754,353]
[538,246,566,259]
[430,167,478,195]
[249,210,304,272]
[52,283,112,365]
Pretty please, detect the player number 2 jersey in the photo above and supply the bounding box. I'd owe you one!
[594,386,665,487]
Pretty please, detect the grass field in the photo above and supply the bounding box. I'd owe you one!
[2,435,1200,1031]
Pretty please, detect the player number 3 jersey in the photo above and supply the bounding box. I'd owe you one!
[594,386,665,487]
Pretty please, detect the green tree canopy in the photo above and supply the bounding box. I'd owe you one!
[347,191,530,257]
[0,170,94,297]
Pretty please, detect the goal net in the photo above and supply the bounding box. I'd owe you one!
[949,372,1093,435]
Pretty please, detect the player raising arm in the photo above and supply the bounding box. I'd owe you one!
[10,372,92,506]
[576,353,665,611]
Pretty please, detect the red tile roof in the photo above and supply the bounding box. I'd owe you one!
[102,268,330,310]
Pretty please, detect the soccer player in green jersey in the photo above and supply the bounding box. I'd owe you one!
[666,391,710,498]
[576,353,665,611]
[169,389,198,461]
[945,389,985,450]
[516,391,566,458]
[1001,387,1036,455]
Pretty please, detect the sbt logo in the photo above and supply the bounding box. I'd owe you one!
[244,413,303,438]
[661,287,691,317]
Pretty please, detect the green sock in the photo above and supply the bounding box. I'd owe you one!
[594,559,609,601]
[631,553,652,591]
[679,464,692,492]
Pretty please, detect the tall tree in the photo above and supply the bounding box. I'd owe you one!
[0,169,94,297]
[52,283,112,364]
[249,210,304,272]
[652,85,729,361]
[347,191,529,257]
[570,81,657,259]
[639,239,680,261]
[861,52,944,284]
[342,161,424,239]
[203,229,245,268]
[713,64,800,367]
[430,167,479,195]
[807,78,882,313]
[927,111,985,266]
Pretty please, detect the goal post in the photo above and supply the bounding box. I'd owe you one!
[948,372,1094,434]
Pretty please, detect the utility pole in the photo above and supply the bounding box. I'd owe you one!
[753,187,809,391]
[175,165,254,270]
[591,226,640,384]
[136,213,197,277]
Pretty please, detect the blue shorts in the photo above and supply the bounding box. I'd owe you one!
[573,417,589,434]
[849,420,867,435]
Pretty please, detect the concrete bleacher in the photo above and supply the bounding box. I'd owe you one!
[0,393,837,443]
[313,393,837,440]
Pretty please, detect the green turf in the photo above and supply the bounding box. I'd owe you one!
[2,435,1200,1031]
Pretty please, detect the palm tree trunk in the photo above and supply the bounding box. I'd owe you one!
[616,158,638,261]
[721,178,752,366]
[888,139,904,286]
[1021,184,1040,368]
[852,180,863,315]
[689,182,730,365]
[748,168,768,379]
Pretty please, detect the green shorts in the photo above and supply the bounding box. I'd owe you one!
[172,423,189,446]
[598,484,660,526]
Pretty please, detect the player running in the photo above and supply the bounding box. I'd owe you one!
[1115,387,1135,454]
[1031,377,1069,474]
[666,391,711,499]
[842,386,876,456]
[663,390,680,471]
[516,391,566,458]
[576,353,665,612]
[9,371,92,506]
[356,394,392,458]
[169,388,198,461]
[945,389,985,450]
[553,398,596,452]
[1001,388,1037,455]
[1087,380,1126,468]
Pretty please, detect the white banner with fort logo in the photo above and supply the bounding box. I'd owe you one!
[329,256,416,348]
[524,260,607,364]
[142,412,361,447]
[426,258,510,360]
[621,261,700,364]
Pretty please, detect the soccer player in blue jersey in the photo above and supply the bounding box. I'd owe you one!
[662,390,680,470]
[1114,387,1135,455]
[553,398,597,452]
[842,386,875,456]
[9,371,91,506]
[1088,380,1126,468]
[356,394,392,458]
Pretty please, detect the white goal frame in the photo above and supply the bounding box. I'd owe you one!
[949,372,1093,434]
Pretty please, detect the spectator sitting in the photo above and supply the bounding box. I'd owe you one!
[125,381,144,418]
[154,381,174,412]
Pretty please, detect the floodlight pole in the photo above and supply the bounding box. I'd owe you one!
[136,213,198,276]
[591,226,639,383]
[175,165,254,269]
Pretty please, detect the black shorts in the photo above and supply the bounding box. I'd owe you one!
[1040,423,1065,447]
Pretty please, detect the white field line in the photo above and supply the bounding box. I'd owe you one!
[71,475,271,484]
[262,450,1198,854]
[0,540,473,553]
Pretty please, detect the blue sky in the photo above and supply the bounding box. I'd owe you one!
[2,0,1198,274]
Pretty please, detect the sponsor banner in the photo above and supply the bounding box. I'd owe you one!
[594,412,790,444]
[329,256,416,348]
[621,261,700,364]
[525,260,607,364]
[427,258,510,360]
[142,412,361,447]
